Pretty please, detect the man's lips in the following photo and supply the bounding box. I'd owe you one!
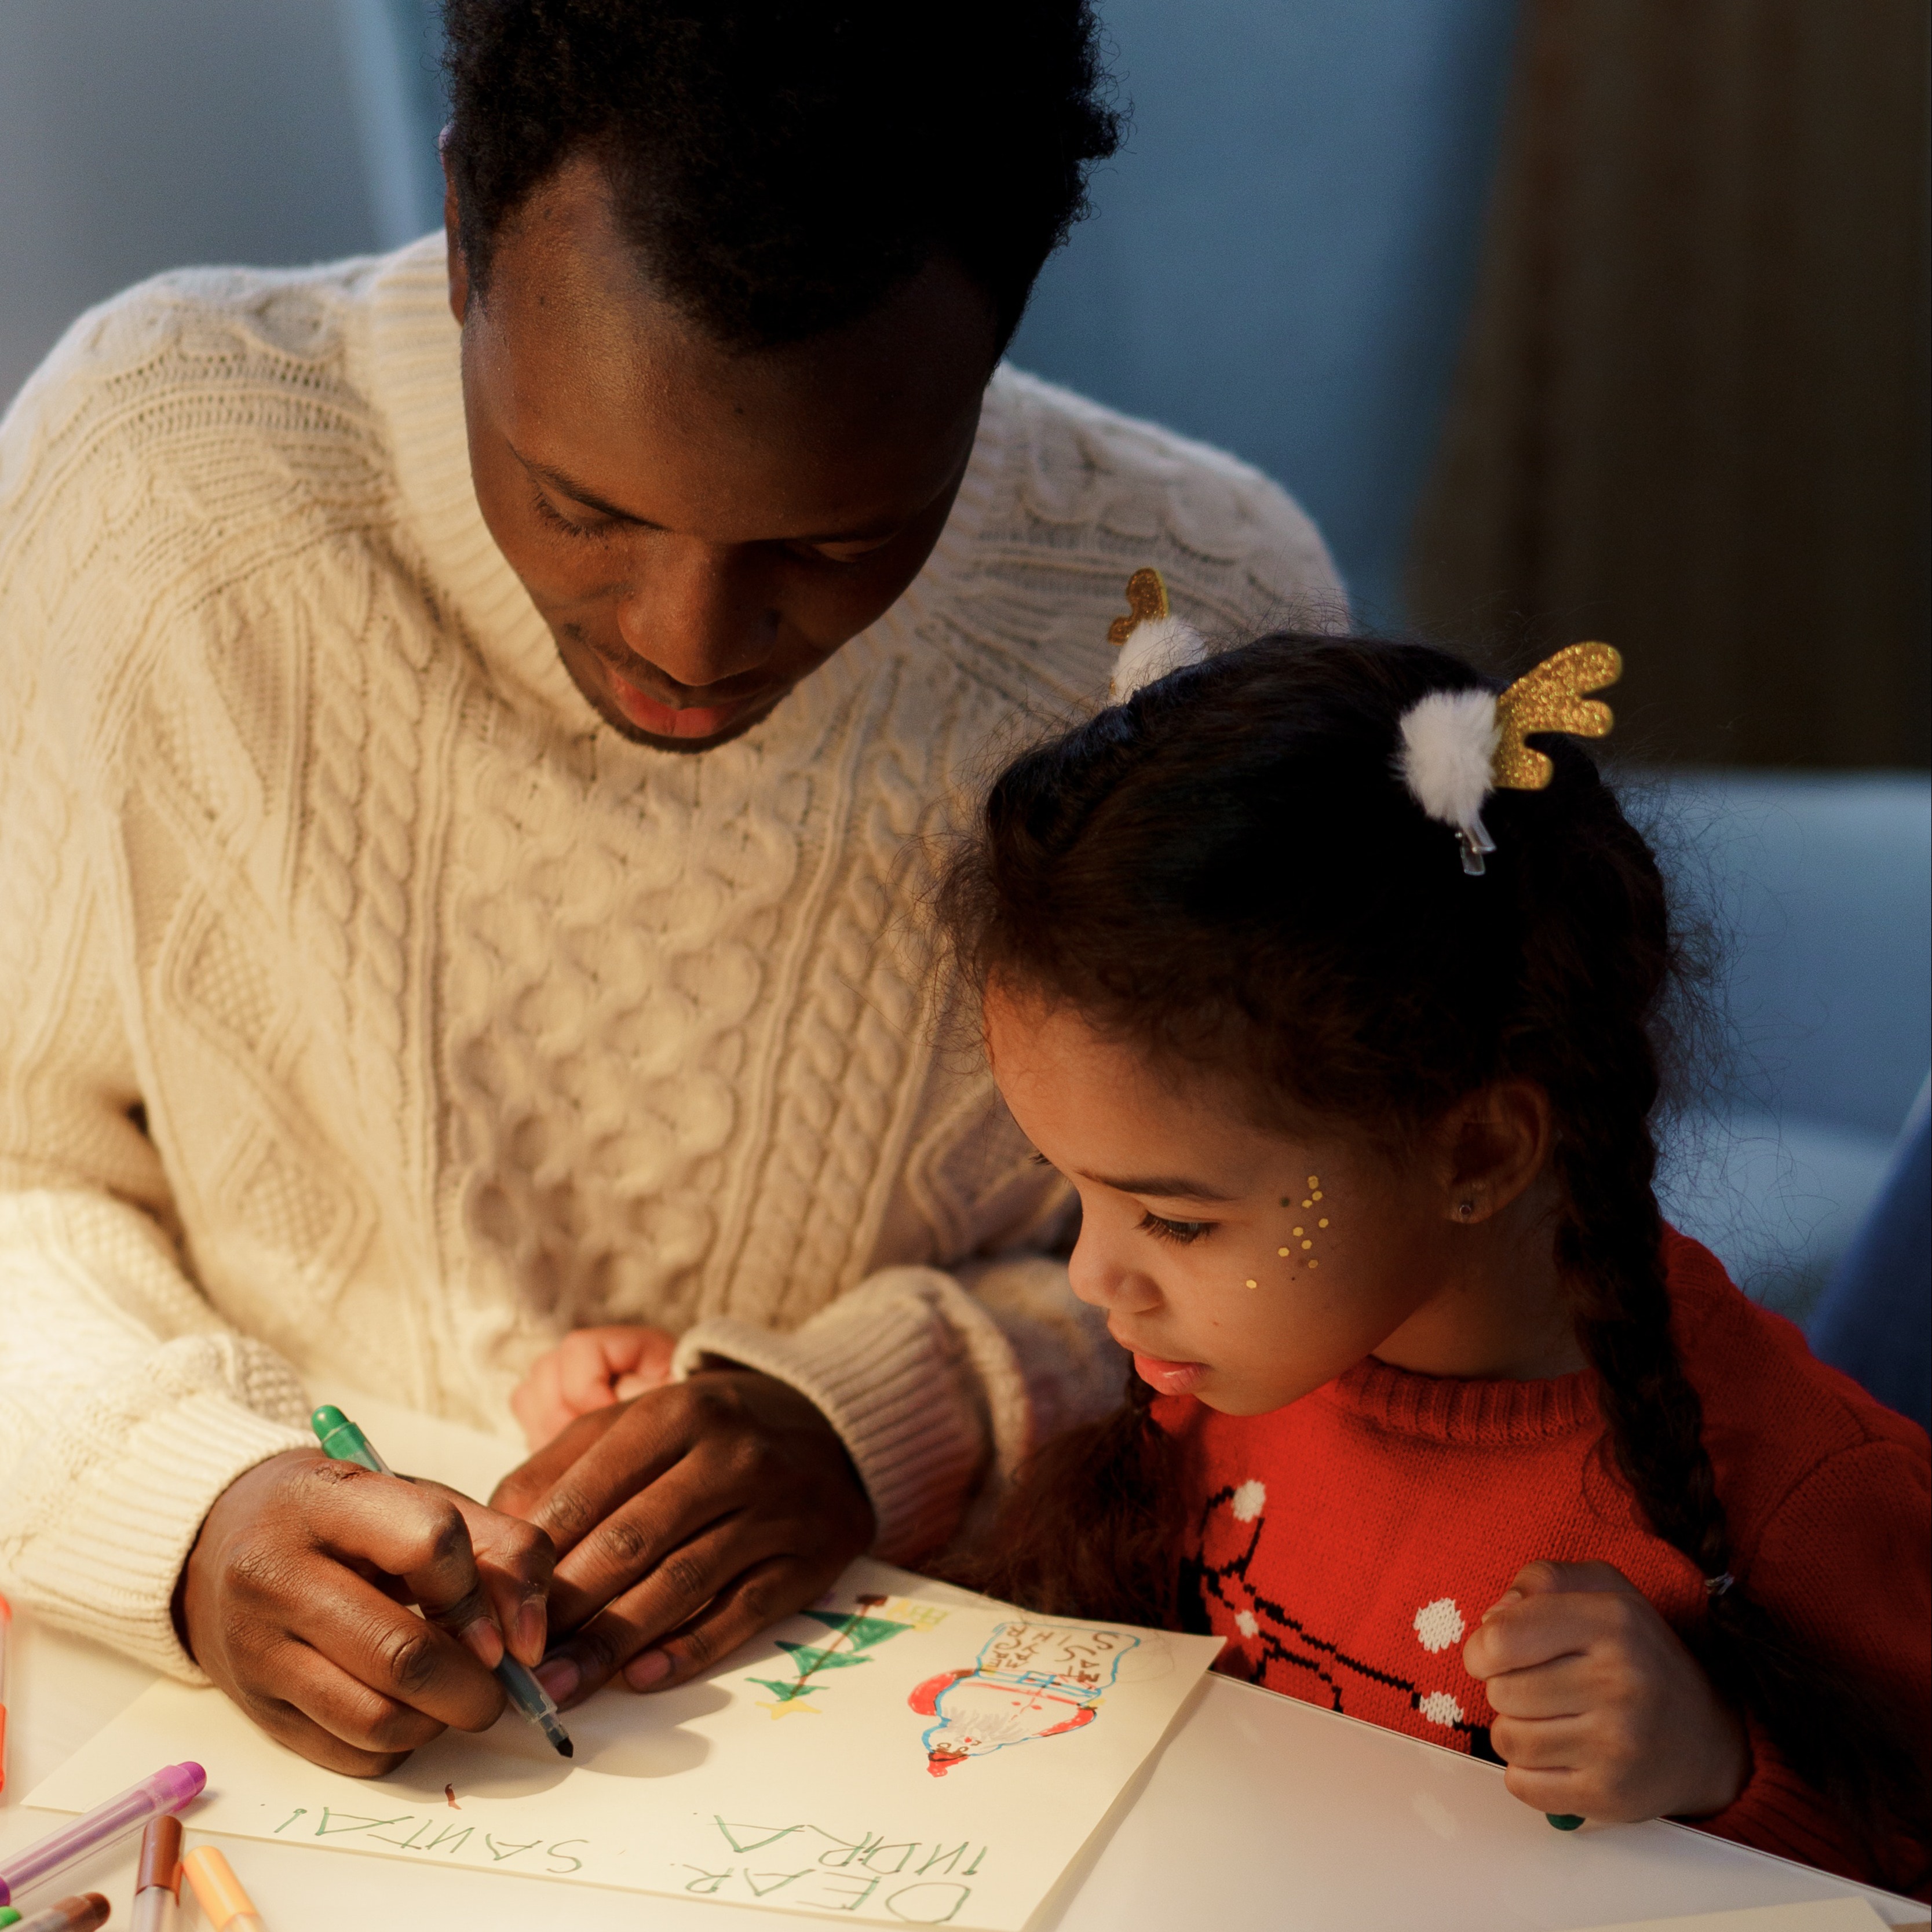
[604,663,769,740]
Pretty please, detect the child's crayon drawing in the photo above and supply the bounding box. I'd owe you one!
[749,1593,948,1717]
[908,1620,1140,1776]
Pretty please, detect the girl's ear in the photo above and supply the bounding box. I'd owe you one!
[1438,1080,1553,1225]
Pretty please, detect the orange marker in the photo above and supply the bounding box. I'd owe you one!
[182,1847,265,1932]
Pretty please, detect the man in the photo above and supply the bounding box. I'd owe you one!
[0,0,1338,1773]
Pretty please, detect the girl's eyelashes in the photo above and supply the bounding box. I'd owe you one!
[1138,1210,1214,1246]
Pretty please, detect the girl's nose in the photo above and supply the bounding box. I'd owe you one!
[1067,1232,1162,1315]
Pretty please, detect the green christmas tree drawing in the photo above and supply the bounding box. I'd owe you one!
[749,1597,916,1717]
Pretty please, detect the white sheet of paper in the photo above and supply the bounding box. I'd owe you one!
[1578,1901,1896,1932]
[27,1557,1220,1929]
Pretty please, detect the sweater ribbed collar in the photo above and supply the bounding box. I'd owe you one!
[355,234,1004,743]
[1317,1353,1598,1446]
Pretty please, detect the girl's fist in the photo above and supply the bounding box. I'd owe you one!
[511,1324,677,1448]
[1461,1558,1749,1823]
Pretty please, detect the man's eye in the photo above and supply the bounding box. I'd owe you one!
[532,489,616,540]
[1138,1211,1212,1246]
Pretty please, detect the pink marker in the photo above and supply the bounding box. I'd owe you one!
[0,1762,204,1908]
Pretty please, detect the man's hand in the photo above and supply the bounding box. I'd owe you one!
[491,1370,875,1708]
[1462,1559,1750,1822]
[180,1450,556,1776]
[511,1324,678,1449]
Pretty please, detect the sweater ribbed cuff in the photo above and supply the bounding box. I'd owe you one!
[4,1394,312,1681]
[672,1278,989,1565]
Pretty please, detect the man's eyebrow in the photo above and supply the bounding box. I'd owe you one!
[517,448,664,527]
[1076,1170,1239,1203]
[514,444,899,545]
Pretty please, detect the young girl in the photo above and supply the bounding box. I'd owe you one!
[924,627,1930,1894]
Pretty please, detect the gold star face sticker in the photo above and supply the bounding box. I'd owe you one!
[1492,642,1623,791]
[1108,566,1171,647]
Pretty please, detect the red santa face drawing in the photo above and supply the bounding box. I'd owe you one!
[908,1620,1138,1776]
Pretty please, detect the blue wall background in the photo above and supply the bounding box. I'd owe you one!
[1007,0,1521,626]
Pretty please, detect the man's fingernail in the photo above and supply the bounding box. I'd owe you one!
[460,1617,505,1670]
[535,1656,580,1704]
[514,1601,546,1665]
[625,1649,673,1691]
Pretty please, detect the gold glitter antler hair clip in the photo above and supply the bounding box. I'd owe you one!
[1491,641,1623,791]
[1396,641,1622,875]
[1107,567,1207,703]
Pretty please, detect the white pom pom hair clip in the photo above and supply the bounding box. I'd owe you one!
[1397,642,1623,874]
[1104,567,1622,879]
[1108,567,1207,703]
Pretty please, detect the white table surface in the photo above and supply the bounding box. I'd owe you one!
[1,1390,1920,1932]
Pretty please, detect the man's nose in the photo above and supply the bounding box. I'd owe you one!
[614,538,781,689]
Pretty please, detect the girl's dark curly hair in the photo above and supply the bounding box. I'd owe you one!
[937,632,1927,1888]
[442,0,1122,349]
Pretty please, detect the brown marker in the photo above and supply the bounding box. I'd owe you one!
[132,1813,184,1932]
[10,1897,109,1932]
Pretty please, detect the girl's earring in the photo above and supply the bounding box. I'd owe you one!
[1455,1197,1477,1222]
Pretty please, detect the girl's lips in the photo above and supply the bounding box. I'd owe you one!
[607,666,756,740]
[1131,1352,1207,1397]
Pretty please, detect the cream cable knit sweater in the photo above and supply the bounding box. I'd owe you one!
[0,238,1341,1678]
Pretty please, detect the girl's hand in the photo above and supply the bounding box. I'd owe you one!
[512,1324,678,1449]
[1462,1558,1750,1822]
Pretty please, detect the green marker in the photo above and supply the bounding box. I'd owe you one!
[308,1406,574,1759]
[1,1904,23,1926]
[1546,1813,1584,1831]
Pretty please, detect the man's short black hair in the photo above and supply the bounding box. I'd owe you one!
[443,0,1123,352]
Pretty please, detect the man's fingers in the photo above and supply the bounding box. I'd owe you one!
[235,1668,415,1779]
[433,1485,556,1670]
[513,1392,715,1565]
[284,1563,505,1734]
[538,1514,805,1705]
[302,1460,496,1630]
[543,1448,747,1633]
[260,1637,451,1764]
[490,1402,630,1527]
[626,1553,838,1693]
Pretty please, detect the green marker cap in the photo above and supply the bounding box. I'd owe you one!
[309,1405,389,1474]
[2,1904,24,1926]
[1546,1813,1585,1831]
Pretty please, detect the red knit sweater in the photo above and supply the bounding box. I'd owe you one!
[1155,1231,1931,1892]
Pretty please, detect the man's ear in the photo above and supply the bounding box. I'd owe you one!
[1438,1079,1553,1226]
[441,126,470,326]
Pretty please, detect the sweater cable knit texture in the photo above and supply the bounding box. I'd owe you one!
[0,237,1341,1677]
